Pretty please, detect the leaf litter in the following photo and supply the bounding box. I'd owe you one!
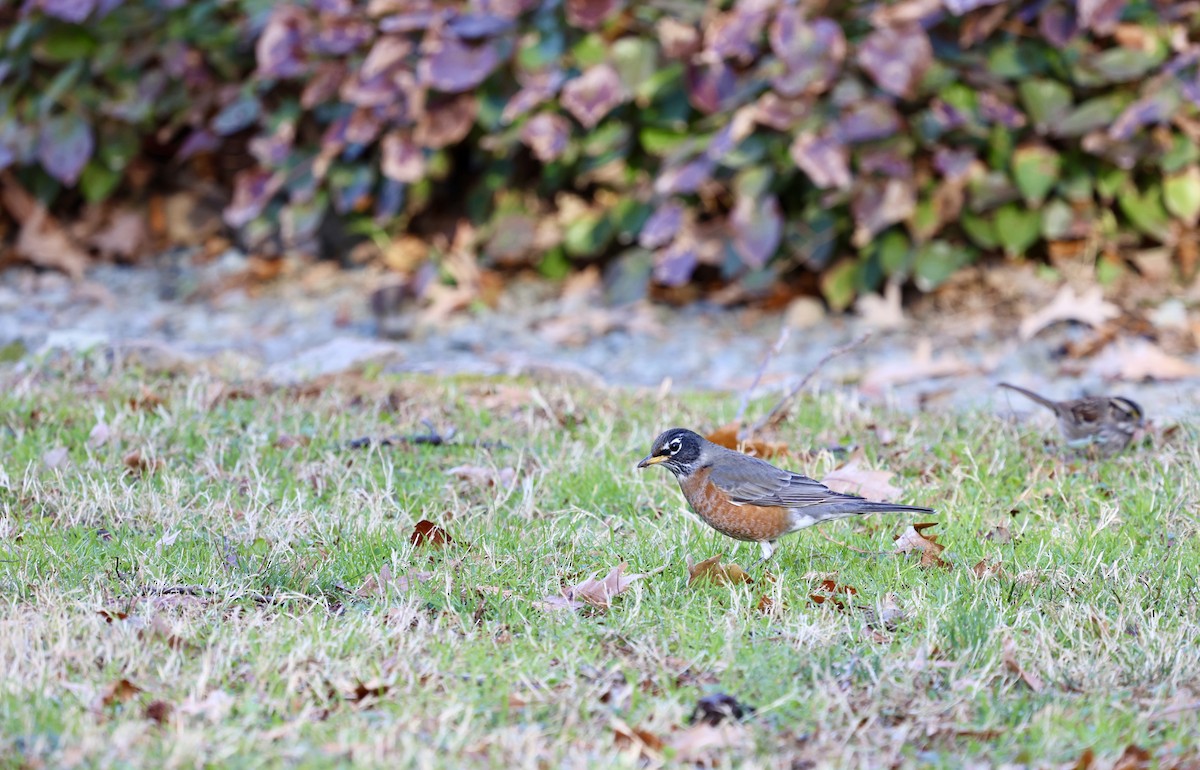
[893,522,951,569]
[536,562,647,612]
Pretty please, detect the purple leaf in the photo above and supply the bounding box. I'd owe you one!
[707,2,770,64]
[565,0,623,30]
[344,108,383,145]
[658,18,701,59]
[420,34,500,93]
[301,62,347,109]
[39,0,95,23]
[857,147,913,178]
[519,113,571,162]
[1077,0,1126,33]
[857,24,932,99]
[381,131,425,182]
[705,107,755,161]
[686,61,738,114]
[790,132,851,190]
[378,10,442,33]
[639,201,684,249]
[730,194,782,268]
[211,95,261,136]
[928,99,968,131]
[852,179,916,247]
[175,129,219,161]
[654,239,698,287]
[769,12,845,97]
[224,168,283,228]
[0,119,35,170]
[943,0,1004,13]
[414,93,478,148]
[249,123,295,166]
[361,35,412,80]
[37,114,93,186]
[447,14,515,41]
[501,73,564,124]
[934,147,976,181]
[312,17,375,56]
[1109,93,1176,141]
[752,92,808,131]
[1039,4,1077,47]
[978,93,1026,129]
[839,100,902,143]
[561,64,626,129]
[654,157,716,196]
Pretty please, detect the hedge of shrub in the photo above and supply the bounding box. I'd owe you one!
[2,0,1199,306]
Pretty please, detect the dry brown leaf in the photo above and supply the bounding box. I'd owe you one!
[612,718,665,758]
[475,585,514,599]
[861,338,975,395]
[355,563,434,597]
[123,450,164,476]
[1019,285,1121,341]
[984,525,1013,544]
[809,578,859,611]
[668,723,746,763]
[972,557,1006,580]
[822,454,903,502]
[855,280,907,330]
[409,520,453,548]
[537,562,646,611]
[88,421,112,448]
[1002,636,1044,693]
[0,173,88,279]
[688,554,753,587]
[1112,745,1152,770]
[446,464,517,489]
[87,207,149,261]
[94,678,142,710]
[705,422,789,459]
[893,522,951,569]
[143,700,173,725]
[1089,338,1200,382]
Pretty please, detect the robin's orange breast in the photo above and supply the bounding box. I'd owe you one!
[678,467,793,543]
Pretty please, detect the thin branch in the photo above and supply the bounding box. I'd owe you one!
[734,324,790,426]
[742,332,872,441]
[817,529,887,557]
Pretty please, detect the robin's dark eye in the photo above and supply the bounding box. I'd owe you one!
[668,438,682,453]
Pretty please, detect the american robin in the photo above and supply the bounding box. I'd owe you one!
[998,382,1144,456]
[637,428,935,563]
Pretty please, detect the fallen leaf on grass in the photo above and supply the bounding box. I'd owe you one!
[972,557,1006,580]
[88,421,112,448]
[688,554,753,587]
[861,591,907,632]
[356,562,435,597]
[86,206,149,261]
[446,464,517,489]
[822,454,903,501]
[612,718,664,759]
[346,679,390,703]
[123,450,164,476]
[1019,284,1121,341]
[93,678,142,710]
[855,280,907,330]
[893,522,951,568]
[1002,636,1044,693]
[536,562,646,611]
[410,520,453,548]
[983,525,1013,544]
[669,723,746,763]
[861,338,976,395]
[1111,744,1152,770]
[705,422,789,459]
[143,700,173,725]
[180,690,235,723]
[1089,338,1200,382]
[273,434,310,449]
[42,446,70,470]
[809,579,859,611]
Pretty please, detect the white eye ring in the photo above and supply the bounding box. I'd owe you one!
[668,438,682,453]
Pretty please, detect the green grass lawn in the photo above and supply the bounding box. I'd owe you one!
[1,358,1197,768]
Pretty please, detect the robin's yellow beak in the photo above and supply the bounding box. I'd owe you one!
[637,454,667,469]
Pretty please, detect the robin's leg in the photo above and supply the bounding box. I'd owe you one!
[756,540,776,565]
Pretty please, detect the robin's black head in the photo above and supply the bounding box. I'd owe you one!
[637,428,704,475]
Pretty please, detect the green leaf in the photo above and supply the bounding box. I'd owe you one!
[1018,79,1072,132]
[734,166,773,199]
[1163,166,1200,227]
[1011,145,1061,207]
[874,229,912,276]
[914,240,974,290]
[961,210,998,249]
[1095,167,1125,202]
[819,259,859,312]
[1161,133,1200,174]
[1040,199,1075,240]
[80,161,120,203]
[563,212,615,258]
[909,198,940,243]
[572,33,607,68]
[1117,183,1172,242]
[35,24,97,62]
[994,204,1041,257]
[1053,94,1130,138]
[538,246,571,279]
[611,37,658,100]
[638,127,690,155]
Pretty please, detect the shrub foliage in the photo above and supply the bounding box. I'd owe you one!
[2,0,1199,303]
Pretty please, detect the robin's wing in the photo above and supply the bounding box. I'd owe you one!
[707,453,854,509]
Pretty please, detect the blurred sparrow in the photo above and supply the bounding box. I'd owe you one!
[998,382,1144,456]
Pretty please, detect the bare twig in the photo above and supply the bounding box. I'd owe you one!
[734,325,790,426]
[817,529,887,557]
[742,333,872,441]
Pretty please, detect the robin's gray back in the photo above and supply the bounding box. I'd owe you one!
[701,440,860,509]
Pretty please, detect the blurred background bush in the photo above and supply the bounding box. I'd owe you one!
[1,0,1198,307]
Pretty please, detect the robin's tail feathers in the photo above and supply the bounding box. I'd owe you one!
[857,501,936,516]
